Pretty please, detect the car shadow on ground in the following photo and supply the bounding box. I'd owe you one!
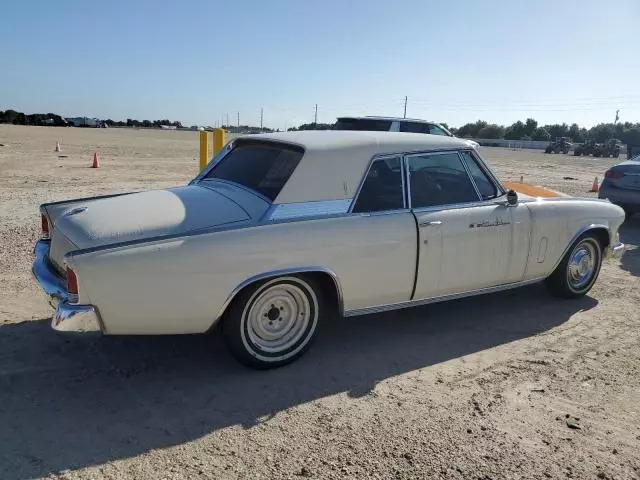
[619,217,640,276]
[0,284,597,479]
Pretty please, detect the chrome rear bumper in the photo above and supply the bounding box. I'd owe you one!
[607,242,625,259]
[32,240,102,333]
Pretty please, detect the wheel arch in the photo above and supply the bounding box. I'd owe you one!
[211,266,344,329]
[551,224,610,273]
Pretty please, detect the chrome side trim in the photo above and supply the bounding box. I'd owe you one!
[344,276,546,317]
[64,220,251,259]
[212,266,345,327]
[40,192,135,210]
[266,199,352,221]
[548,224,610,272]
[411,197,505,215]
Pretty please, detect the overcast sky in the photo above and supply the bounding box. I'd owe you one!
[2,0,639,129]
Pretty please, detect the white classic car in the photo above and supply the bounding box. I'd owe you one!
[33,131,625,368]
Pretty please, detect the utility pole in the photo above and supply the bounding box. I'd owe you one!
[226,113,229,128]
[314,104,318,126]
[403,96,407,118]
[237,112,240,129]
[260,108,263,130]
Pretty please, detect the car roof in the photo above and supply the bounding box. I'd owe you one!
[237,130,472,204]
[337,115,442,124]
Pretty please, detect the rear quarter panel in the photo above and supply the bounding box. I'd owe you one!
[68,213,417,334]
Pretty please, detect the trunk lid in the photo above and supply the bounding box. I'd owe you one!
[48,185,254,271]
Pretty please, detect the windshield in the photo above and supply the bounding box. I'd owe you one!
[334,118,392,131]
[199,141,303,202]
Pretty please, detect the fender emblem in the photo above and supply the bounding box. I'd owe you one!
[469,218,511,229]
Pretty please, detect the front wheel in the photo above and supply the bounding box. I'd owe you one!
[544,235,603,298]
[223,275,322,369]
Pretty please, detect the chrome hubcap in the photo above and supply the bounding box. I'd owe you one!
[567,241,597,290]
[246,283,311,353]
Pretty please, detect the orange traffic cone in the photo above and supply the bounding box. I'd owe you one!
[54,141,61,152]
[92,152,100,168]
[590,177,599,192]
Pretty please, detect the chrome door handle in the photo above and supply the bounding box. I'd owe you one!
[419,220,442,227]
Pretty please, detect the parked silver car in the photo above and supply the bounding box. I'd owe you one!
[598,156,640,219]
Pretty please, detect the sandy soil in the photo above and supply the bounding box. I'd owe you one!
[0,125,639,480]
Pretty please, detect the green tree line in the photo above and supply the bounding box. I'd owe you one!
[0,110,68,126]
[452,118,640,145]
[0,109,184,129]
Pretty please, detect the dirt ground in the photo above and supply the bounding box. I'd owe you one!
[0,125,639,480]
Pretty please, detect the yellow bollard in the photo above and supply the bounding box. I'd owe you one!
[199,131,209,171]
[212,128,226,157]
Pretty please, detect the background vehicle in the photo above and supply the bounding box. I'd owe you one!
[334,116,481,148]
[599,156,640,218]
[544,137,572,154]
[595,139,621,158]
[574,139,598,156]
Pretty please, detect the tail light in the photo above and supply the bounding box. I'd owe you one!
[41,213,50,239]
[605,170,625,179]
[66,266,79,300]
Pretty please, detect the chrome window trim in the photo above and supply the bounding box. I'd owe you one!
[348,154,407,213]
[404,149,483,209]
[344,275,546,317]
[457,151,483,200]
[466,149,506,196]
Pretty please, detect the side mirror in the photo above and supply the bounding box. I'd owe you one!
[506,189,518,206]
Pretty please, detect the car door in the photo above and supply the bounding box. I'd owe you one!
[407,150,530,300]
[346,155,417,310]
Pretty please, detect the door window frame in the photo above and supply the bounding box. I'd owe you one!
[348,154,408,214]
[404,149,506,212]
[349,148,507,215]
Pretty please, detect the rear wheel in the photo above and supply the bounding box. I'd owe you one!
[223,275,322,369]
[545,234,603,298]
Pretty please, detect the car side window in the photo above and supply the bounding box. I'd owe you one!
[408,152,480,208]
[399,122,430,134]
[428,125,449,136]
[352,157,404,213]
[459,151,499,200]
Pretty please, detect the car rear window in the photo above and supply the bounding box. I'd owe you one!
[334,118,392,131]
[201,141,304,201]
